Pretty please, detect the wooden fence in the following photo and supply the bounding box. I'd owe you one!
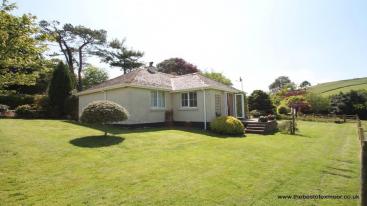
[357,116,367,206]
[289,114,358,123]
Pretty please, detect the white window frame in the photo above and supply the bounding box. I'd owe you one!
[181,91,197,108]
[234,93,244,118]
[150,90,166,109]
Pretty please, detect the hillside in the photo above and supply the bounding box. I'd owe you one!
[309,77,367,96]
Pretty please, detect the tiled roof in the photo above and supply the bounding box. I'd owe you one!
[79,67,241,95]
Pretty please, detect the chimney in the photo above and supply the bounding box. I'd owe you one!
[149,62,154,67]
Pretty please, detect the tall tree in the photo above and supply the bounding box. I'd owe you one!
[82,65,108,89]
[48,62,73,115]
[330,90,367,119]
[299,80,311,89]
[248,90,275,114]
[0,0,48,89]
[95,39,144,74]
[202,71,232,86]
[269,76,295,93]
[157,58,199,75]
[39,20,107,91]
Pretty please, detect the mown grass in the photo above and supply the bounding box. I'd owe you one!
[309,77,367,96]
[0,119,361,205]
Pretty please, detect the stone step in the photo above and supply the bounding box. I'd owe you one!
[246,126,266,129]
[245,128,265,134]
[245,122,268,126]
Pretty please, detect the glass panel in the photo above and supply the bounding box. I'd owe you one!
[215,95,221,115]
[181,93,188,107]
[159,91,165,108]
[151,91,156,107]
[189,92,197,107]
[236,94,243,117]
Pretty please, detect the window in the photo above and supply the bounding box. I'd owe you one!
[181,92,197,107]
[235,94,244,118]
[215,94,222,116]
[151,91,165,108]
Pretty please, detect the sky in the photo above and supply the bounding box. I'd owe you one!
[14,0,367,93]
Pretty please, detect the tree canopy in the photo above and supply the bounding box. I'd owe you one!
[202,71,232,86]
[82,65,108,89]
[299,80,311,89]
[95,39,144,74]
[48,62,73,115]
[269,76,295,93]
[305,93,330,114]
[248,90,275,114]
[80,101,129,136]
[157,58,199,75]
[39,20,107,91]
[330,90,367,119]
[0,0,48,89]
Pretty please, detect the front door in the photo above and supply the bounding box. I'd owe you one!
[227,93,234,116]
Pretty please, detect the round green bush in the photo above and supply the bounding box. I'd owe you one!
[277,105,290,115]
[0,104,9,113]
[210,116,244,135]
[81,101,129,124]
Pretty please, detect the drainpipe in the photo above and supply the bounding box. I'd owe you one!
[203,89,207,130]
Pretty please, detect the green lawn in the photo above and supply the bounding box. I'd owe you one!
[0,119,361,205]
[309,77,367,96]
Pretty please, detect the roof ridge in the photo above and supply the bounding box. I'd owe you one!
[126,68,144,83]
[196,72,242,92]
[195,73,209,87]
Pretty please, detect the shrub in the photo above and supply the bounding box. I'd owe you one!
[0,94,34,109]
[210,116,244,136]
[64,95,79,120]
[277,105,290,115]
[267,114,276,121]
[278,120,298,134]
[80,101,129,136]
[248,90,275,113]
[258,116,268,122]
[15,105,35,118]
[48,62,73,116]
[250,110,262,118]
[0,104,9,113]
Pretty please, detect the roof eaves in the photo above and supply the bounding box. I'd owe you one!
[76,83,129,96]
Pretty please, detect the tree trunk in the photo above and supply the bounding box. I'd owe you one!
[77,48,83,91]
[104,131,107,136]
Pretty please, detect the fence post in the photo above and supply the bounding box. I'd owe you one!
[359,125,367,206]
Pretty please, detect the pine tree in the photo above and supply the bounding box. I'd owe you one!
[48,62,73,116]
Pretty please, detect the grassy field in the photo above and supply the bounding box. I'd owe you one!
[309,77,367,96]
[0,119,361,205]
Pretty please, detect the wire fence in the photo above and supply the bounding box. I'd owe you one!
[280,114,358,123]
[357,116,366,206]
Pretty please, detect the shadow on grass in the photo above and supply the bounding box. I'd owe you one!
[64,120,245,138]
[321,170,353,179]
[70,136,124,148]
